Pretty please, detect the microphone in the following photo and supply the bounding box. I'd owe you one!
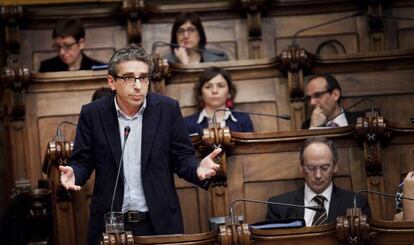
[315,97,375,127]
[368,14,414,22]
[54,121,78,142]
[353,189,414,209]
[292,12,364,46]
[151,41,226,57]
[212,108,290,128]
[229,198,323,223]
[110,126,131,213]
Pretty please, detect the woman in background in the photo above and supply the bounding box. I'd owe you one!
[165,12,228,64]
[184,67,253,135]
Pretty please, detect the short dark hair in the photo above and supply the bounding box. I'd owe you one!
[91,87,113,101]
[194,67,236,111]
[170,12,206,52]
[307,73,342,102]
[299,137,338,166]
[107,43,154,78]
[52,17,85,42]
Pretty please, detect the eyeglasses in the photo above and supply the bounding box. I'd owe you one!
[52,41,78,51]
[114,74,150,86]
[176,27,197,36]
[303,163,333,173]
[304,89,333,101]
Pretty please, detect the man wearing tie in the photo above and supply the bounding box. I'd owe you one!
[59,44,221,244]
[301,73,364,129]
[266,137,370,226]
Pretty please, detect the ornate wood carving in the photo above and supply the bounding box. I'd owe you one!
[150,55,170,94]
[102,231,134,245]
[201,126,233,185]
[220,218,250,245]
[121,0,146,44]
[0,65,30,121]
[280,44,315,98]
[354,111,391,174]
[238,0,270,59]
[0,5,23,60]
[43,139,79,245]
[336,208,370,244]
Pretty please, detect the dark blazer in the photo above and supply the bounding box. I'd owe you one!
[266,185,370,223]
[301,110,365,129]
[38,53,105,72]
[164,48,229,64]
[69,93,206,244]
[184,111,254,135]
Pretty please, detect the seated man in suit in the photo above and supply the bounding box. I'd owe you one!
[39,17,105,72]
[302,73,364,129]
[266,137,370,226]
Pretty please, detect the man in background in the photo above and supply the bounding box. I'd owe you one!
[39,17,104,72]
[267,137,370,226]
[302,73,364,129]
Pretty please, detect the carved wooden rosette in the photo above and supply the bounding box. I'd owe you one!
[150,55,170,94]
[102,231,134,245]
[239,0,269,59]
[354,111,391,174]
[336,208,370,244]
[0,5,23,55]
[1,65,30,121]
[121,0,145,44]
[219,217,250,245]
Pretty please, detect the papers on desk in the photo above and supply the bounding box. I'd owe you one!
[249,219,305,229]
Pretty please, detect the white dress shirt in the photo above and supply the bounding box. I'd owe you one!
[303,182,333,226]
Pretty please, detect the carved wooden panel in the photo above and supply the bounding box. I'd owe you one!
[266,12,362,55]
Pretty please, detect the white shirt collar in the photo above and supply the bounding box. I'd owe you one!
[196,108,238,127]
[114,95,146,119]
[304,182,333,204]
[327,106,348,127]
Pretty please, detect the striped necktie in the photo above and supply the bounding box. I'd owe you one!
[312,195,328,226]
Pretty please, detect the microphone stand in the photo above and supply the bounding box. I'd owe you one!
[224,198,321,245]
[315,97,374,127]
[354,189,414,209]
[291,12,364,46]
[209,108,291,147]
[110,126,131,214]
[229,198,322,222]
[151,41,225,56]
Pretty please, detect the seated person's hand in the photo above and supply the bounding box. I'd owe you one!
[174,47,190,64]
[393,211,403,222]
[310,107,327,127]
[403,171,414,221]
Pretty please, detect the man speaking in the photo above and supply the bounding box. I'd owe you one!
[59,44,221,244]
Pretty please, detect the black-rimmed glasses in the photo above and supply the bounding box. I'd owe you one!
[303,163,333,173]
[52,41,78,51]
[304,89,333,101]
[114,75,150,86]
[176,27,197,36]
